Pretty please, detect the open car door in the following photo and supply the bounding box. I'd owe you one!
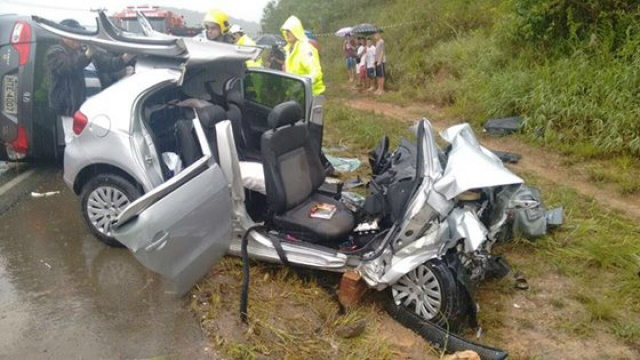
[241,68,313,152]
[112,118,232,295]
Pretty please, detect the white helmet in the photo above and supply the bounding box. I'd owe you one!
[229,24,243,34]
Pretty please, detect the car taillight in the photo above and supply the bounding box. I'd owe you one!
[73,111,88,135]
[10,21,32,66]
[9,127,28,154]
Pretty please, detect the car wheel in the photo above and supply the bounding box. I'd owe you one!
[80,173,141,247]
[385,259,469,333]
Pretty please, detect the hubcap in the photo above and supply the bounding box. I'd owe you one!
[392,264,442,320]
[87,186,130,236]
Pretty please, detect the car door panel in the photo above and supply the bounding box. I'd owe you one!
[113,163,232,295]
[113,116,232,296]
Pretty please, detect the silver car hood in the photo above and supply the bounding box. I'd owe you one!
[32,11,260,67]
[434,123,523,200]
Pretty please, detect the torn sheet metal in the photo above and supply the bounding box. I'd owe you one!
[447,207,489,252]
[435,124,523,200]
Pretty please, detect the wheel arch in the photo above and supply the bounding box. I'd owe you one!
[73,163,145,195]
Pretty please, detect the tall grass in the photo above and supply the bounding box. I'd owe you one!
[263,0,640,157]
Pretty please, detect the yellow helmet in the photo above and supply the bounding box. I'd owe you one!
[203,9,230,34]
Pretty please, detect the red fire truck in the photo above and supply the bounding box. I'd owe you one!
[112,5,202,37]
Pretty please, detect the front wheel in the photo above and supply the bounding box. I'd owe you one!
[385,259,469,333]
[80,173,141,247]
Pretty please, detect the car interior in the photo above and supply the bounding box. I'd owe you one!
[139,70,361,249]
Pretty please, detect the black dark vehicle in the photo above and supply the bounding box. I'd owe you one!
[0,15,100,162]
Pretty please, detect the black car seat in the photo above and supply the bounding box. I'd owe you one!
[261,101,355,243]
[174,99,229,166]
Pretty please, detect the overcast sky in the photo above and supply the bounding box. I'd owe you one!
[0,0,271,23]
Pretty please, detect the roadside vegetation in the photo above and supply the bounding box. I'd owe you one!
[262,0,640,194]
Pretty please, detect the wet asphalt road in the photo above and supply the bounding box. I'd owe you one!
[0,164,213,359]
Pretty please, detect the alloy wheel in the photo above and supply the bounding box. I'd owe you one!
[392,264,443,320]
[86,186,131,237]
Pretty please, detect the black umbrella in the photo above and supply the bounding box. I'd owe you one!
[255,34,286,47]
[351,23,379,35]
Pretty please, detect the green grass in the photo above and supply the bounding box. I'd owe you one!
[192,258,412,360]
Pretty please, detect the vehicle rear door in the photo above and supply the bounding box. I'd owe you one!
[112,117,233,295]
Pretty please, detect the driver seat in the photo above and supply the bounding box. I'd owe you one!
[261,101,355,243]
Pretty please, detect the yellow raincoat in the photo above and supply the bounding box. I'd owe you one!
[237,34,263,68]
[281,16,325,95]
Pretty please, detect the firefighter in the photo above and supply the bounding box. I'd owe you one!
[229,25,263,68]
[280,16,325,95]
[201,9,233,43]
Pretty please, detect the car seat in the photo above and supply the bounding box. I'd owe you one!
[261,101,355,243]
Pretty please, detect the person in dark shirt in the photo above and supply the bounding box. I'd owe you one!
[45,19,91,147]
[92,48,135,89]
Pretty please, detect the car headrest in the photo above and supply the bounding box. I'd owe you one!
[267,101,303,129]
[176,98,227,129]
[197,104,227,129]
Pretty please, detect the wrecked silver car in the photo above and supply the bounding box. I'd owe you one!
[35,12,562,359]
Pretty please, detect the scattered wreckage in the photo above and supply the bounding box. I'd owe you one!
[33,12,563,358]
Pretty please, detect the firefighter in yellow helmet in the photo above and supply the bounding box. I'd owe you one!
[281,16,325,95]
[229,25,263,68]
[202,9,233,43]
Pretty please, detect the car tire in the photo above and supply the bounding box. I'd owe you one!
[80,173,141,247]
[385,259,469,333]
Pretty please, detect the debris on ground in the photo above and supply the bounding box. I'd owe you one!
[335,319,367,338]
[338,271,367,309]
[31,191,60,198]
[514,273,529,290]
[325,154,362,172]
[484,116,523,136]
[442,350,482,360]
[491,150,522,164]
[344,176,366,188]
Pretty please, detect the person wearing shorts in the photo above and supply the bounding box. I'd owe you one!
[343,35,356,82]
[366,38,377,91]
[374,30,386,95]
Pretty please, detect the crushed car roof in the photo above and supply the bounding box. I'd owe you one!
[32,11,260,66]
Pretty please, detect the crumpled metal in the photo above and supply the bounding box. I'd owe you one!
[435,123,523,200]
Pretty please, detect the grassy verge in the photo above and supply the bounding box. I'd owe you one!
[192,102,639,358]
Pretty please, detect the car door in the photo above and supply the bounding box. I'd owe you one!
[242,68,313,151]
[112,117,232,296]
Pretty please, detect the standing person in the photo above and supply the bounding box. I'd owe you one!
[374,30,386,95]
[201,9,234,44]
[366,38,377,92]
[92,48,135,89]
[281,16,325,95]
[354,37,367,89]
[343,34,355,82]
[268,44,285,71]
[230,25,263,68]
[46,19,92,148]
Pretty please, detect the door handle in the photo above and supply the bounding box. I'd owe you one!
[145,231,169,251]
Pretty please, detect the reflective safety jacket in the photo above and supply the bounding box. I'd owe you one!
[237,34,263,68]
[281,16,325,95]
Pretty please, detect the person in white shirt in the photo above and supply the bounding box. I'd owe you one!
[366,38,377,91]
[354,37,367,89]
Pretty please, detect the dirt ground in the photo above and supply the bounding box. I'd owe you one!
[343,95,640,359]
[346,97,640,222]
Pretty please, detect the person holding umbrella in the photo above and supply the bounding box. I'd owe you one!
[281,16,325,95]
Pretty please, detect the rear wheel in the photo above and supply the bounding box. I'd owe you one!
[81,173,141,247]
[385,259,469,333]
